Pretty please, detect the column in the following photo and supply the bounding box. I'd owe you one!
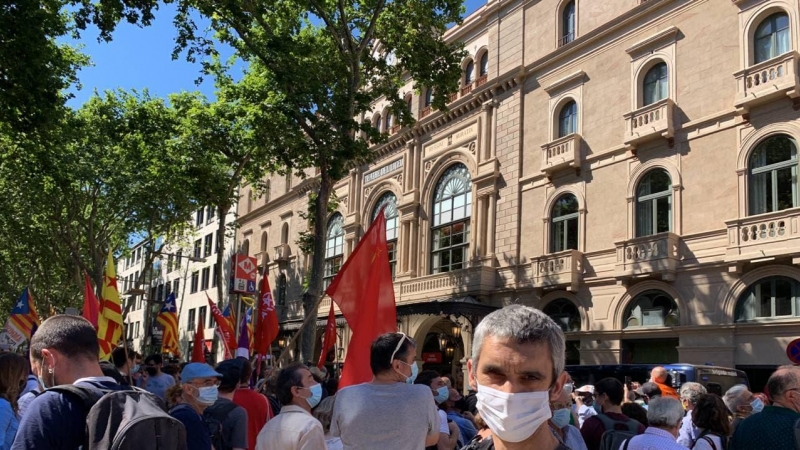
[398,220,409,275]
[483,100,497,160]
[472,195,485,260]
[410,220,420,276]
[487,192,497,256]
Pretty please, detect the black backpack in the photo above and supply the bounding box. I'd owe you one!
[690,430,728,450]
[47,384,186,450]
[596,413,641,450]
[202,401,239,450]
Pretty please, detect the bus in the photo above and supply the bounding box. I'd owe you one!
[565,364,749,395]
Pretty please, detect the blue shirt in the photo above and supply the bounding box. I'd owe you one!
[730,405,800,450]
[0,399,18,450]
[676,412,699,447]
[170,404,212,450]
[623,427,689,450]
[139,373,175,400]
[447,411,477,445]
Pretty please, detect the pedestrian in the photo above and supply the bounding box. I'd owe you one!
[730,366,800,450]
[11,315,129,450]
[574,385,597,427]
[649,367,679,399]
[228,359,272,450]
[163,364,181,383]
[619,397,689,450]
[139,354,176,400]
[634,382,662,409]
[255,363,326,450]
[691,394,731,450]
[443,388,478,446]
[548,377,588,450]
[207,359,248,450]
[466,304,572,449]
[621,402,649,429]
[259,374,281,415]
[111,347,141,386]
[677,382,707,447]
[169,363,223,450]
[722,385,760,433]
[330,332,440,449]
[580,378,645,450]
[311,395,343,450]
[415,370,459,449]
[0,353,27,450]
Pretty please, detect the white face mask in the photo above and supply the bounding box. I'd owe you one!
[475,382,552,443]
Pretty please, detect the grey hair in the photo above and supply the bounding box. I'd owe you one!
[471,304,565,385]
[679,382,707,407]
[312,395,336,433]
[646,397,684,428]
[723,384,751,413]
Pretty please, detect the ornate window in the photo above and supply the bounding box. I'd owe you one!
[543,298,581,332]
[736,276,800,321]
[324,214,345,289]
[373,192,399,279]
[643,62,668,106]
[550,194,579,253]
[748,135,798,215]
[561,1,576,46]
[465,60,474,85]
[755,12,791,64]
[624,290,680,328]
[636,169,672,237]
[480,52,489,76]
[431,164,472,274]
[558,100,578,138]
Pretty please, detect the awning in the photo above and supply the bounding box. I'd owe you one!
[396,296,497,322]
[280,316,348,331]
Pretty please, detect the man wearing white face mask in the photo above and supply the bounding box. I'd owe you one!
[170,363,224,450]
[466,304,572,450]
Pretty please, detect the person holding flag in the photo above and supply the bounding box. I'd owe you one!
[97,250,124,360]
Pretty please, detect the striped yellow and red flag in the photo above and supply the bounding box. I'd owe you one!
[97,250,123,360]
[4,287,40,343]
[157,293,180,356]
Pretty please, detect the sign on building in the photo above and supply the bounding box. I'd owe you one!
[233,255,258,294]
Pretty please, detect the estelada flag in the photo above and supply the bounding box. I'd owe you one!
[222,303,236,330]
[191,314,206,363]
[5,287,40,342]
[317,302,336,369]
[207,293,236,359]
[97,250,123,360]
[82,273,99,328]
[326,208,397,388]
[253,268,278,356]
[157,293,180,356]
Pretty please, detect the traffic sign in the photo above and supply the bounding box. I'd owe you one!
[786,338,800,364]
[233,255,258,294]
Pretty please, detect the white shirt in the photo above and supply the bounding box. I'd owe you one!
[691,433,724,450]
[256,405,326,450]
[578,404,597,428]
[438,409,450,434]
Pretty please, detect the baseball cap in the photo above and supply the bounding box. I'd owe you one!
[181,363,222,382]
[216,359,245,389]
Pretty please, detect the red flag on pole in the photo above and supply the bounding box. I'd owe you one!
[207,293,237,359]
[254,269,278,356]
[191,316,205,363]
[326,209,397,388]
[82,274,100,328]
[317,302,337,369]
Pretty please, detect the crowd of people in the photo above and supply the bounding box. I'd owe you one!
[1,309,800,449]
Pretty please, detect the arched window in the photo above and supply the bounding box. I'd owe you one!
[384,112,392,131]
[480,52,489,77]
[561,1,576,45]
[755,12,791,64]
[425,89,433,107]
[550,194,579,253]
[405,94,413,113]
[558,100,578,138]
[636,169,672,237]
[260,231,268,253]
[736,276,800,321]
[748,135,798,215]
[543,298,581,332]
[643,62,668,106]
[277,273,287,307]
[241,239,250,257]
[464,60,474,85]
[624,290,680,328]
[324,213,345,288]
[281,223,289,244]
[431,164,472,274]
[373,192,399,279]
[373,113,382,132]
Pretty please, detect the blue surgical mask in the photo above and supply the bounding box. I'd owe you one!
[751,398,764,414]
[398,361,419,384]
[130,364,140,375]
[197,385,219,405]
[552,408,572,428]
[435,386,449,404]
[303,383,323,408]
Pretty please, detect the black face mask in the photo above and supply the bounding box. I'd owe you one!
[146,367,158,376]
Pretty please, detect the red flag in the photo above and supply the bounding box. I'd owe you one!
[317,302,336,369]
[207,293,237,359]
[191,316,205,363]
[326,209,397,388]
[254,268,279,356]
[82,274,100,328]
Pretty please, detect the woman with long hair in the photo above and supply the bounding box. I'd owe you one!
[692,394,732,450]
[0,353,29,450]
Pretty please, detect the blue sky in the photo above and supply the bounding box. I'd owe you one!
[66,0,488,106]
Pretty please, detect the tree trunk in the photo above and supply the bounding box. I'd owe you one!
[216,203,229,305]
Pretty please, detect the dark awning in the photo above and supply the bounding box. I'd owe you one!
[280,316,347,331]
[396,296,497,323]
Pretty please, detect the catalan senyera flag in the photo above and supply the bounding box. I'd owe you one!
[157,293,180,356]
[97,250,124,360]
[5,287,40,344]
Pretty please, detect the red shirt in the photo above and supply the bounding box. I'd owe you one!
[580,412,646,450]
[233,388,273,450]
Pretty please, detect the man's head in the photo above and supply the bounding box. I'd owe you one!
[180,363,222,408]
[650,366,668,384]
[575,385,594,406]
[636,382,662,404]
[415,370,448,404]
[766,366,800,412]
[370,332,417,383]
[723,384,756,417]
[276,363,320,411]
[446,388,463,412]
[679,382,707,411]
[144,354,163,376]
[595,378,624,411]
[30,315,100,387]
[645,397,684,437]
[216,359,246,394]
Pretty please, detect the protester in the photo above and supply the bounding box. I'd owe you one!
[11,315,128,449]
[444,388,478,446]
[676,382,706,447]
[0,353,27,449]
[580,378,645,450]
[620,397,688,450]
[574,385,597,427]
[140,354,176,400]
[691,394,731,450]
[111,347,141,386]
[163,364,181,383]
[260,374,281,415]
[255,363,326,450]
[165,383,184,410]
[170,363,223,450]
[634,382,662,409]
[415,370,459,449]
[312,396,343,450]
[331,333,439,448]
[466,304,570,449]
[228,359,272,450]
[208,360,248,450]
[548,379,588,450]
[621,403,648,429]
[730,366,800,450]
[649,367,679,399]
[722,384,759,433]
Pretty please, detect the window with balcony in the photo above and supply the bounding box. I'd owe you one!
[643,62,668,106]
[558,100,578,138]
[431,164,472,274]
[464,60,474,85]
[384,112,393,131]
[373,113,382,133]
[425,89,433,107]
[755,12,791,64]
[623,290,680,328]
[551,194,579,253]
[543,298,581,332]
[736,276,800,321]
[405,94,413,114]
[324,213,345,289]
[561,1,576,46]
[373,192,399,279]
[278,273,287,307]
[748,135,798,215]
[281,223,289,244]
[636,169,672,237]
[480,52,489,77]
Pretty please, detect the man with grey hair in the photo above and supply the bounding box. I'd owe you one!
[731,366,800,450]
[722,384,759,433]
[621,397,689,450]
[467,304,569,450]
[676,382,706,446]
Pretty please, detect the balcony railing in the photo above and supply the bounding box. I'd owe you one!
[447,92,459,103]
[541,133,580,175]
[623,98,674,148]
[274,243,291,263]
[725,208,800,261]
[390,124,401,134]
[615,232,681,282]
[558,32,575,47]
[533,250,582,291]
[475,74,488,88]
[420,106,431,118]
[734,51,800,111]
[460,83,474,96]
[395,265,496,303]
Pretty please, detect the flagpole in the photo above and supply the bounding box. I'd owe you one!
[276,293,326,366]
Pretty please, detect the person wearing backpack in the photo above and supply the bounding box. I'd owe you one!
[690,394,730,450]
[618,397,689,450]
[580,378,645,450]
[170,363,224,450]
[206,359,249,450]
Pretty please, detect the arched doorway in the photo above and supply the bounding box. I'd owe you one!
[419,319,466,391]
[621,290,680,363]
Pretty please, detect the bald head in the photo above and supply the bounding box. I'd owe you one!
[767,365,800,401]
[651,366,668,383]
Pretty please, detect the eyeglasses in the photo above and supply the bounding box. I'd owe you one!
[190,379,220,388]
[390,332,408,364]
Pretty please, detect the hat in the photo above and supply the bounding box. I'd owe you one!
[309,366,327,380]
[575,385,595,394]
[448,388,462,402]
[635,382,662,398]
[181,363,222,382]
[216,359,245,388]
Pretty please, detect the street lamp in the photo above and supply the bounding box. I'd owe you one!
[451,323,461,339]
[439,333,448,352]
[278,337,286,348]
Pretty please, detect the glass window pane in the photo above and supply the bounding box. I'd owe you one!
[566,217,578,250]
[758,281,773,317]
[755,35,773,63]
[656,196,671,233]
[776,279,793,316]
[776,166,796,211]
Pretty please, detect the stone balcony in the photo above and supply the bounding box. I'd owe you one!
[274,243,291,263]
[615,232,681,282]
[475,74,488,88]
[541,134,581,176]
[532,250,583,291]
[725,208,800,262]
[460,83,474,96]
[394,265,496,304]
[623,98,674,149]
[734,51,800,113]
[447,92,459,103]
